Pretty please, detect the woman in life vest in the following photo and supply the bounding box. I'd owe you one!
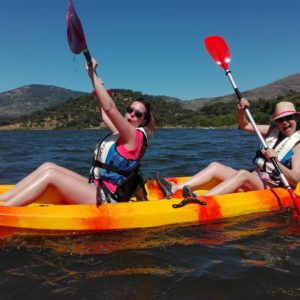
[1,58,157,206]
[156,99,300,198]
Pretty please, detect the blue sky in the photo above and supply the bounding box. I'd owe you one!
[0,0,300,100]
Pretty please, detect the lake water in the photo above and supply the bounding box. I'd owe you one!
[1,129,300,300]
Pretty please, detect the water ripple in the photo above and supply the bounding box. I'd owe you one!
[1,129,300,300]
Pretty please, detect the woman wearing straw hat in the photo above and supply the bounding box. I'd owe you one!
[156,99,300,198]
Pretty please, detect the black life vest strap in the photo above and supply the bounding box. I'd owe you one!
[96,183,112,206]
[92,160,140,177]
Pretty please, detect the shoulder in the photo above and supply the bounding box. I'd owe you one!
[292,143,300,157]
[136,127,148,140]
[294,130,300,138]
[293,143,300,150]
[135,128,147,145]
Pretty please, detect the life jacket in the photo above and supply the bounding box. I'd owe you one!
[253,127,300,179]
[89,128,148,202]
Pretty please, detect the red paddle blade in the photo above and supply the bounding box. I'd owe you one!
[204,36,230,70]
[67,0,87,54]
[288,189,300,216]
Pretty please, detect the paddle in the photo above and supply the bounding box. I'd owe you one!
[204,35,300,215]
[67,0,104,95]
[67,0,92,65]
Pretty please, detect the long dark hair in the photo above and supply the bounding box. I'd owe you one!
[135,97,158,136]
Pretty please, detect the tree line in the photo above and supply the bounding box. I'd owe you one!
[3,89,300,129]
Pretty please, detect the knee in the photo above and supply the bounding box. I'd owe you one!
[209,161,224,170]
[235,169,250,181]
[39,162,57,172]
[40,168,59,184]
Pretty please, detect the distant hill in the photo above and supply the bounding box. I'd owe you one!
[183,72,300,110]
[2,88,300,130]
[1,71,300,129]
[0,84,86,118]
[1,72,300,118]
[12,89,194,129]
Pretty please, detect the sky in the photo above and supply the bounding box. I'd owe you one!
[0,0,300,100]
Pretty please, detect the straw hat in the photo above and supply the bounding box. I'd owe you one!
[272,101,300,122]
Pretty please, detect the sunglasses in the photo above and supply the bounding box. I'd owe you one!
[276,114,296,123]
[126,106,144,119]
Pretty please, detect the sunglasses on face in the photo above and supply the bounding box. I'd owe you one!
[276,114,296,123]
[126,106,144,119]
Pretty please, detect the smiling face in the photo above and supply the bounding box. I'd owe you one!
[275,114,297,137]
[125,101,147,128]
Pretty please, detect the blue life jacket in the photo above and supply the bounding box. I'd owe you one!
[89,128,148,202]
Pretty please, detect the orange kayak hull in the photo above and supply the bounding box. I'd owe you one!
[0,177,297,231]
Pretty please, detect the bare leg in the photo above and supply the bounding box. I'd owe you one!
[171,162,238,193]
[0,162,88,203]
[204,169,265,196]
[3,167,97,206]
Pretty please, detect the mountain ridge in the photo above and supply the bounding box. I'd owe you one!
[183,72,300,110]
[0,72,300,119]
[0,84,86,118]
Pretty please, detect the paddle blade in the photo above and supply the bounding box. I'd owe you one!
[288,188,300,216]
[67,0,87,54]
[204,36,230,70]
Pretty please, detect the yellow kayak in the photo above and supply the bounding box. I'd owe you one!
[0,177,297,232]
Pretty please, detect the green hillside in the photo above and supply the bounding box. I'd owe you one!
[0,84,86,118]
[4,89,300,129]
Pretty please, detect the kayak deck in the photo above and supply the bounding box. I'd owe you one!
[0,177,297,231]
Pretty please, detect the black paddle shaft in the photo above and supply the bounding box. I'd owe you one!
[225,70,291,189]
[83,48,99,78]
[83,48,92,66]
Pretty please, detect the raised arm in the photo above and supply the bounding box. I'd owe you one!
[100,107,117,132]
[93,79,117,132]
[87,58,137,147]
[237,98,270,137]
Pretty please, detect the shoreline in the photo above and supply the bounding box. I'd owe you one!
[0,125,237,131]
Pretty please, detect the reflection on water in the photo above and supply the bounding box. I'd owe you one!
[1,211,300,299]
[1,129,300,299]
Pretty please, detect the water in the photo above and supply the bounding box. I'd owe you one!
[1,129,300,300]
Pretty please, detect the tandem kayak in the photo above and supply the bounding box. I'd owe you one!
[0,177,298,232]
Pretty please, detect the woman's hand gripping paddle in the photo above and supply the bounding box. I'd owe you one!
[204,35,300,216]
[67,0,92,65]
